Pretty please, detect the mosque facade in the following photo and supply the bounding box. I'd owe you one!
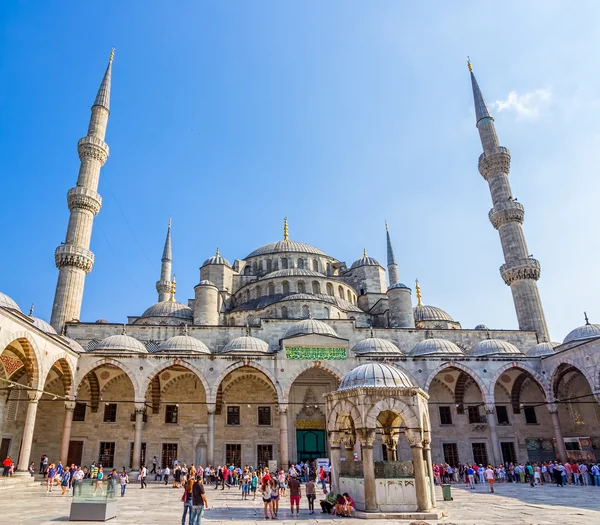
[1,53,600,482]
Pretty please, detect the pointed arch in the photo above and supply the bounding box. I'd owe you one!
[423,362,487,399]
[327,399,362,431]
[0,331,42,390]
[141,359,210,401]
[74,358,140,397]
[550,360,595,400]
[283,361,344,403]
[209,361,284,405]
[364,397,420,431]
[42,357,75,398]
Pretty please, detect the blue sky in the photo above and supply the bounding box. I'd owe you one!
[1,1,599,341]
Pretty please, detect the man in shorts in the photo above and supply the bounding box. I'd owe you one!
[288,474,301,516]
[485,465,495,493]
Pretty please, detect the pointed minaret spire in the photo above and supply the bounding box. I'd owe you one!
[469,61,549,342]
[386,221,399,286]
[51,51,113,333]
[156,218,173,302]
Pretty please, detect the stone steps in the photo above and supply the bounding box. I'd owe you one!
[0,475,41,491]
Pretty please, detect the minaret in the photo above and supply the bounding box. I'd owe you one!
[469,60,549,342]
[156,218,172,302]
[50,50,114,333]
[386,221,399,286]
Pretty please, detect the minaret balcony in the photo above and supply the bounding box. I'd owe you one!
[67,187,102,216]
[77,136,109,164]
[488,200,525,229]
[55,244,95,273]
[478,146,511,179]
[500,257,541,286]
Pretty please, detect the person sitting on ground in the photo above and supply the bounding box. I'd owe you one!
[320,490,336,514]
[333,493,347,516]
[343,493,355,517]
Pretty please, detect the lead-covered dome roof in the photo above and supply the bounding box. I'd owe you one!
[413,305,454,322]
[339,363,415,391]
[351,337,403,355]
[527,341,559,357]
[62,337,84,353]
[284,318,337,339]
[409,338,463,357]
[563,322,600,344]
[350,255,382,269]
[221,335,269,354]
[94,333,148,353]
[30,316,57,334]
[202,249,231,268]
[141,301,193,321]
[470,339,522,357]
[0,291,21,311]
[246,241,327,258]
[157,335,210,354]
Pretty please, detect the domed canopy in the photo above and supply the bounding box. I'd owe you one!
[157,335,210,354]
[470,339,522,357]
[30,316,57,334]
[141,301,193,321]
[351,337,403,355]
[93,333,148,353]
[350,255,382,269]
[563,322,600,344]
[0,291,21,311]
[221,335,269,354]
[339,363,415,391]
[413,305,454,322]
[246,241,327,259]
[474,324,489,330]
[284,319,337,339]
[528,341,559,357]
[409,338,463,357]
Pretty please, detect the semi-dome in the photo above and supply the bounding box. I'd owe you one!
[93,333,148,353]
[157,335,210,354]
[284,318,337,339]
[62,337,84,353]
[350,254,382,269]
[563,322,600,344]
[0,291,21,311]
[30,316,57,335]
[339,363,415,391]
[409,338,463,357]
[202,249,231,268]
[470,339,522,357]
[351,337,403,355]
[474,324,489,330]
[246,241,327,259]
[413,305,454,322]
[141,301,193,320]
[221,335,269,354]
[528,341,559,357]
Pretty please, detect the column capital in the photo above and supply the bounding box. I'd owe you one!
[547,402,559,414]
[484,403,495,414]
[278,404,288,415]
[27,391,42,403]
[356,428,376,447]
[64,400,77,411]
[406,430,423,448]
[328,430,343,447]
[134,402,146,413]
[206,403,216,415]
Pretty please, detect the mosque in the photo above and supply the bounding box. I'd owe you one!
[1,52,599,511]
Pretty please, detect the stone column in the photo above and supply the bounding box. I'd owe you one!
[279,405,289,469]
[423,438,436,508]
[344,436,356,462]
[131,403,145,472]
[329,432,342,493]
[485,404,501,466]
[207,404,215,466]
[358,429,377,512]
[16,391,42,473]
[410,439,431,511]
[548,404,568,462]
[0,392,7,434]
[59,401,76,464]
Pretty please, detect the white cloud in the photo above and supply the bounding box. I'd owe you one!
[494,89,552,118]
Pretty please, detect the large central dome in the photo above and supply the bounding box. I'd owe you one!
[246,240,327,259]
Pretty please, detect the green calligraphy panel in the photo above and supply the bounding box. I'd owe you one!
[285,346,347,360]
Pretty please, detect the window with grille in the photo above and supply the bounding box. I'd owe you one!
[281,258,288,269]
[268,283,275,296]
[500,442,517,464]
[496,406,510,425]
[297,281,305,293]
[468,406,483,424]
[282,281,290,294]
[257,444,273,467]
[258,406,271,426]
[267,260,272,273]
[439,406,453,425]
[472,443,489,466]
[226,444,241,466]
[165,405,179,424]
[443,443,459,466]
[227,406,240,426]
[103,403,117,423]
[128,442,146,468]
[297,258,304,269]
[73,402,86,422]
[281,306,288,319]
[86,340,100,351]
[313,259,318,272]
[312,282,320,294]
[302,305,310,318]
[98,442,115,467]
[161,443,178,469]
[145,341,159,353]
[524,406,538,424]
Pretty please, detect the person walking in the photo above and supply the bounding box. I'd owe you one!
[485,465,495,493]
[251,471,258,500]
[554,462,564,487]
[192,475,208,525]
[270,478,280,517]
[151,456,157,475]
[466,465,475,489]
[261,480,275,519]
[46,464,57,492]
[140,464,147,489]
[306,476,316,514]
[182,476,195,525]
[93,466,105,496]
[318,466,327,491]
[61,467,71,496]
[119,469,129,497]
[288,473,301,517]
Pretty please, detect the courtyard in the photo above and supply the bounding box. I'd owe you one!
[2,480,600,525]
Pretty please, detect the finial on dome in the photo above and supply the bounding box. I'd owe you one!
[370,327,374,338]
[584,311,590,325]
[415,279,423,307]
[363,248,367,258]
[283,217,289,241]
[245,319,251,336]
[122,324,127,335]
[216,247,220,257]
[467,56,472,72]
[29,303,34,316]
[170,274,176,302]
[183,324,188,336]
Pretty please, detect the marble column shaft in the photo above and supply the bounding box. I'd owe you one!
[549,408,568,462]
[486,408,502,465]
[411,444,431,511]
[207,410,215,466]
[131,405,144,471]
[59,402,76,464]
[361,444,377,511]
[279,408,289,469]
[17,393,41,472]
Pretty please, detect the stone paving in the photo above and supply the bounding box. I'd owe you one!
[2,480,600,525]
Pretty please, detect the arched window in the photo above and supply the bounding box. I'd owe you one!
[302,305,310,319]
[273,260,279,271]
[326,262,332,275]
[281,258,288,269]
[244,265,251,276]
[281,306,288,319]
[255,286,262,298]
[313,259,319,272]
[312,281,320,295]
[338,286,345,300]
[258,260,263,273]
[266,259,272,273]
[297,258,304,269]
[323,307,330,319]
[247,314,255,326]
[326,283,334,296]
[268,283,275,296]
[253,261,258,273]
[282,281,290,294]
[297,281,305,293]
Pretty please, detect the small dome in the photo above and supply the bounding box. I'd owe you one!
[62,337,84,353]
[95,319,109,324]
[471,339,522,357]
[350,256,382,269]
[141,301,193,320]
[197,280,217,288]
[474,324,489,330]
[202,251,231,268]
[351,337,403,355]
[30,316,57,335]
[221,336,269,354]
[339,363,415,391]
[0,291,21,312]
[94,333,148,353]
[414,305,454,322]
[284,319,337,339]
[563,323,600,344]
[409,338,463,357]
[527,341,559,357]
[157,335,210,354]
[388,283,410,291]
